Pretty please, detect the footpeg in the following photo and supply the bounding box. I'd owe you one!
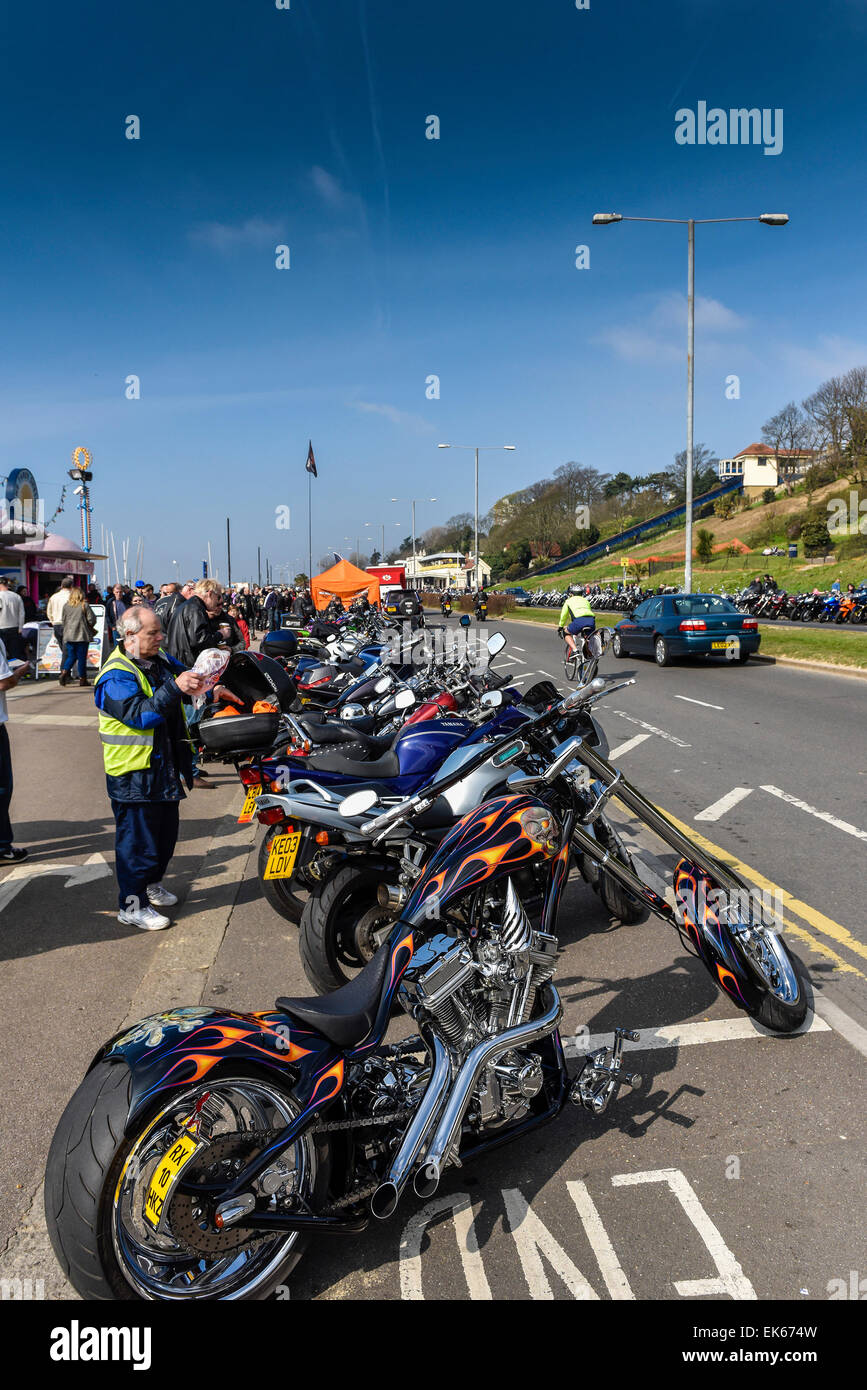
[570,1027,642,1115]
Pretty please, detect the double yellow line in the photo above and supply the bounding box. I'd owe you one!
[661,807,867,981]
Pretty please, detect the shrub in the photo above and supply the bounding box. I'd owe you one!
[504,563,525,581]
[696,528,715,565]
[762,487,777,505]
[801,512,833,557]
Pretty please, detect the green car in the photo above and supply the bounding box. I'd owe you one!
[613,593,761,667]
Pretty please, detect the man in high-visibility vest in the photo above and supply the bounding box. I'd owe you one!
[558,588,596,656]
[95,606,239,931]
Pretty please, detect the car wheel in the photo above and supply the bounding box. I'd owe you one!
[654,637,671,667]
[612,632,627,658]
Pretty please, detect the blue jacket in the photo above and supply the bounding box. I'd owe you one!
[94,647,194,803]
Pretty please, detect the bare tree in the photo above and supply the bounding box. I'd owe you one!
[761,402,814,493]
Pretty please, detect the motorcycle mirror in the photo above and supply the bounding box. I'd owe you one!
[486,632,506,657]
[326,633,338,644]
[338,789,379,817]
[480,689,503,708]
[374,675,392,694]
[394,689,415,710]
[459,614,471,628]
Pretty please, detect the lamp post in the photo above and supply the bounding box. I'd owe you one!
[437,444,516,591]
[591,211,788,592]
[390,498,437,586]
[365,521,402,562]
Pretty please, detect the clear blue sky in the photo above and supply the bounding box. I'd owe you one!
[2,0,866,582]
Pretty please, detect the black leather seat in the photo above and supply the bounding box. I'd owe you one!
[302,744,401,777]
[276,939,396,1049]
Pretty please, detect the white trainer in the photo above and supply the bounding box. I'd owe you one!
[118,904,172,931]
[147,883,179,907]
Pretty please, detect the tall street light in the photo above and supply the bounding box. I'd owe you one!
[592,212,788,592]
[365,520,402,562]
[390,497,437,584]
[437,444,516,591]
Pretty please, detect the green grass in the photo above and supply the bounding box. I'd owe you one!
[495,550,867,594]
[502,608,867,671]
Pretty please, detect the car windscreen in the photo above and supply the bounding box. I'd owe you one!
[673,596,738,616]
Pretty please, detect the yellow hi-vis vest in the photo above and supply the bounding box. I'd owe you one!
[95,647,180,777]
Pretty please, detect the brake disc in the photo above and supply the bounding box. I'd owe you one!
[167,1133,276,1256]
[354,905,395,963]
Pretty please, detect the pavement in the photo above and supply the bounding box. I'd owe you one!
[0,637,864,1303]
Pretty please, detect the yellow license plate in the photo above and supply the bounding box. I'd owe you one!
[264,830,302,880]
[237,786,263,824]
[143,1131,203,1230]
[711,639,736,649]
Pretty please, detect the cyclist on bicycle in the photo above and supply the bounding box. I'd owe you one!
[558,588,595,654]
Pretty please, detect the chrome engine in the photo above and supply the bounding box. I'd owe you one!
[397,880,558,1131]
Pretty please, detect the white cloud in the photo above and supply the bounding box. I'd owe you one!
[777,334,867,383]
[311,166,349,209]
[596,291,746,362]
[189,217,285,252]
[349,400,434,433]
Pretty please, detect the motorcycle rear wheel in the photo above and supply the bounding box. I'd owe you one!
[258,826,309,925]
[45,1063,331,1301]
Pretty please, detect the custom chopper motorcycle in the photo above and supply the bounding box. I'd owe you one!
[45,633,808,1300]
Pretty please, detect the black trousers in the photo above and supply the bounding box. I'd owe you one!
[0,627,21,660]
[111,800,180,912]
[0,725,13,849]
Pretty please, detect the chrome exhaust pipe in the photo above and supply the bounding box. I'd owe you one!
[369,1029,452,1221]
[413,984,562,1199]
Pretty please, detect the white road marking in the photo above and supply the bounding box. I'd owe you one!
[13,714,97,727]
[539,669,555,678]
[694,786,754,822]
[0,853,111,913]
[512,645,526,652]
[504,1188,599,1300]
[400,1193,491,1300]
[812,996,867,1061]
[611,1170,756,1299]
[760,785,867,841]
[510,656,526,665]
[566,1181,635,1299]
[610,710,691,748]
[675,694,724,710]
[608,733,652,760]
[562,1013,828,1057]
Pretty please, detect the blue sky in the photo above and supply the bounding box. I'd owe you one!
[2,0,866,582]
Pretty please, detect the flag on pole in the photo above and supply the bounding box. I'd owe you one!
[305,441,317,477]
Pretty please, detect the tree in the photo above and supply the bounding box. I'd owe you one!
[368,549,381,566]
[761,401,815,492]
[293,572,308,587]
[762,488,777,505]
[670,443,717,503]
[801,513,833,557]
[714,492,737,520]
[696,528,715,565]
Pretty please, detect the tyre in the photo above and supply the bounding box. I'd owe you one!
[300,863,394,994]
[45,1061,331,1301]
[654,637,672,667]
[563,649,579,682]
[612,632,628,658]
[257,826,308,926]
[575,816,647,924]
[729,930,810,1033]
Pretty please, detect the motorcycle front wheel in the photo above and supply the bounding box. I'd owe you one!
[726,924,810,1033]
[45,1062,331,1301]
[300,863,394,993]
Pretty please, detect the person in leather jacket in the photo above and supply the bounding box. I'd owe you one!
[165,580,223,667]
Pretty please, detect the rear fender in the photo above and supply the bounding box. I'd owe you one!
[92,1007,342,1134]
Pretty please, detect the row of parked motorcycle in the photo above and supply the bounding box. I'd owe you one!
[44,603,810,1300]
[731,585,867,623]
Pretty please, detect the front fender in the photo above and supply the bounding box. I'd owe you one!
[91,1006,342,1133]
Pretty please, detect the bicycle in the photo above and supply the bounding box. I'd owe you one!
[560,624,599,684]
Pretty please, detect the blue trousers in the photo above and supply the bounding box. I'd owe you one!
[567,616,596,634]
[0,725,14,850]
[111,800,180,912]
[61,641,88,677]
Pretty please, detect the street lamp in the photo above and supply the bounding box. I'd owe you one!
[365,521,402,562]
[390,498,437,584]
[437,444,516,591]
[592,211,788,591]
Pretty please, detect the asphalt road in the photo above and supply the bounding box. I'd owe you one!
[0,640,864,1304]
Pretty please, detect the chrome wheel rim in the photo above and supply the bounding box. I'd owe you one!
[111,1079,313,1300]
[735,928,801,1004]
